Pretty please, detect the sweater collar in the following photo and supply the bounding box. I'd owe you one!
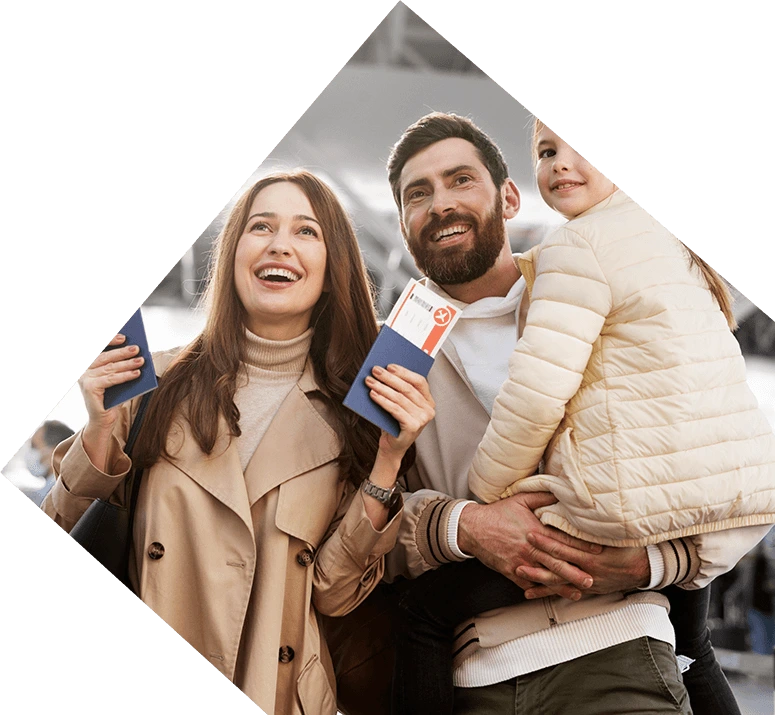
[242,327,313,374]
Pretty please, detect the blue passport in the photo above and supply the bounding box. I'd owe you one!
[343,325,435,437]
[102,308,158,410]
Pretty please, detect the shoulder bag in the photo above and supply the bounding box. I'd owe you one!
[69,389,153,590]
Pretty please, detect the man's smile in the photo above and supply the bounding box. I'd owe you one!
[432,223,472,243]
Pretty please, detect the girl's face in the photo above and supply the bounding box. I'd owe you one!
[233,181,328,340]
[534,125,616,220]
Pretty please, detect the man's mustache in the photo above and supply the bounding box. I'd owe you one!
[419,212,477,243]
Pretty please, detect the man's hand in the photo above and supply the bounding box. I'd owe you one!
[457,492,603,600]
[518,530,651,599]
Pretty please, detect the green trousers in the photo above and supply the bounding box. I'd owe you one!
[453,637,692,715]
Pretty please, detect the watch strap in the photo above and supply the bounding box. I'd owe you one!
[361,478,399,507]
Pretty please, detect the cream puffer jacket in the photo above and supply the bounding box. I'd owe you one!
[468,190,775,546]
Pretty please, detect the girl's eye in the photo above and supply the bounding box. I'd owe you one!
[538,148,556,159]
[251,221,270,232]
[299,226,319,237]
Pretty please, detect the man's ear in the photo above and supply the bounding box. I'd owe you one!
[502,179,521,220]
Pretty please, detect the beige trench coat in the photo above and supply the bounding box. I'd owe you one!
[42,351,402,715]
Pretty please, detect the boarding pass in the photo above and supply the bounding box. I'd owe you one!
[385,279,461,357]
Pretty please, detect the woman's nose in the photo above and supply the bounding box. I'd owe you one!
[267,231,292,256]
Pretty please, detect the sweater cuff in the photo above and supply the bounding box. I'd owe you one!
[448,500,477,559]
[415,497,472,569]
[654,538,700,589]
[639,544,665,590]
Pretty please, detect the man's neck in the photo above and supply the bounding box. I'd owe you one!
[440,243,520,304]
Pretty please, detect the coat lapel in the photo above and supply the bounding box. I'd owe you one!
[243,362,341,507]
[161,415,254,535]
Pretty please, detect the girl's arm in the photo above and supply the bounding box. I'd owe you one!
[468,227,612,502]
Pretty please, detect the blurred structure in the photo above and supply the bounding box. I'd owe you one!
[15,421,74,506]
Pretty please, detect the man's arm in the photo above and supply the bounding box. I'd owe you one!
[516,523,774,598]
[456,493,604,600]
[384,462,603,601]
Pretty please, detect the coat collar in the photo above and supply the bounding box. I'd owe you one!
[161,357,340,533]
[243,358,340,506]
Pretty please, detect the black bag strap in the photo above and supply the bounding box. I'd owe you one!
[125,388,153,459]
[124,387,155,546]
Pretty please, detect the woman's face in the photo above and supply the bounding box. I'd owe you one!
[234,181,328,340]
[534,125,616,219]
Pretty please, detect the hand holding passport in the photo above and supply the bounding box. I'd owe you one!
[101,308,158,409]
[344,280,460,436]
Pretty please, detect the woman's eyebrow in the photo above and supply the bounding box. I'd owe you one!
[247,211,320,225]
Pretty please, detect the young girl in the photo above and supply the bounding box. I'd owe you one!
[391,121,775,715]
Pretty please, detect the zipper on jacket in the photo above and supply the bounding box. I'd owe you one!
[543,597,558,626]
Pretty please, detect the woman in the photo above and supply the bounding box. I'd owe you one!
[42,170,435,715]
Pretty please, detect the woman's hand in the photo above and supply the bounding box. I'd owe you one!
[79,334,144,427]
[78,334,144,469]
[361,363,435,527]
[365,363,435,461]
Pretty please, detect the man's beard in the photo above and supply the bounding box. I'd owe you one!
[406,198,506,286]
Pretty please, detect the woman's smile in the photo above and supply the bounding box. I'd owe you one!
[234,181,328,340]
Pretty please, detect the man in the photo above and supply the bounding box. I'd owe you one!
[22,421,74,506]
[325,113,764,714]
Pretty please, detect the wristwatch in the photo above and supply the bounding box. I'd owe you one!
[361,478,401,508]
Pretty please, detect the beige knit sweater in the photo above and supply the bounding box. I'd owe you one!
[234,328,312,471]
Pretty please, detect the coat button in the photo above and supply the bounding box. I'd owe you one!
[148,542,165,560]
[296,549,314,567]
[278,646,295,664]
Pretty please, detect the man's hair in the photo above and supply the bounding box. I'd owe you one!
[41,420,74,448]
[387,112,510,210]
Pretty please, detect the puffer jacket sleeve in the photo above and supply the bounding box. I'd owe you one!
[676,524,772,590]
[312,484,404,617]
[468,227,612,502]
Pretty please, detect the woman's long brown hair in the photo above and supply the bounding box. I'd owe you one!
[530,117,736,330]
[132,170,403,486]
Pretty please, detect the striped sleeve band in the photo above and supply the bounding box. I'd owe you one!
[415,497,473,569]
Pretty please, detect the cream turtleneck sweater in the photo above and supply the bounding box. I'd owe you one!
[233,327,313,471]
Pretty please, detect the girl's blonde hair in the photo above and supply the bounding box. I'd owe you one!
[530,117,737,330]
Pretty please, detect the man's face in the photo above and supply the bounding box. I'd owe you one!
[397,137,513,286]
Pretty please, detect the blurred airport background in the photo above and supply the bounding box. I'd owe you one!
[4,5,774,712]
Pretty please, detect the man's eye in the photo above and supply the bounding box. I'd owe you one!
[408,189,426,201]
[454,175,472,186]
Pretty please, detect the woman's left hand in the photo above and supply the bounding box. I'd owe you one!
[365,363,435,458]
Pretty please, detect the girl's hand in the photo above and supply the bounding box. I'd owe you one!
[78,334,144,433]
[365,363,435,460]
